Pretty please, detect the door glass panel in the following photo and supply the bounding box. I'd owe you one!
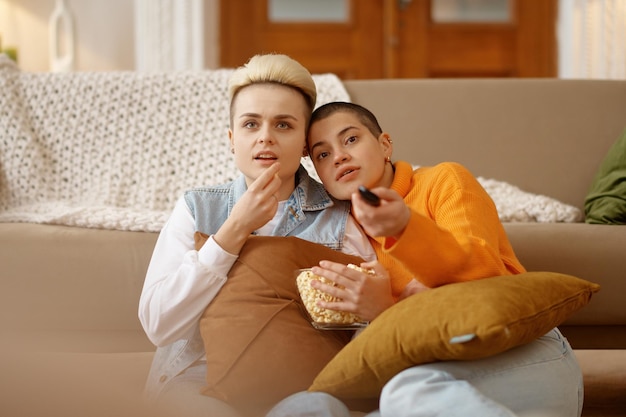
[432,0,512,23]
[268,0,349,23]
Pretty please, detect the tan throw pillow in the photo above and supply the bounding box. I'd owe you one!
[309,272,600,400]
[197,234,365,417]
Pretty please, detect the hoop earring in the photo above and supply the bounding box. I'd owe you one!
[385,156,391,162]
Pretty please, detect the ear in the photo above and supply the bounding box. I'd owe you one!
[380,133,393,159]
[228,129,235,152]
[302,146,309,157]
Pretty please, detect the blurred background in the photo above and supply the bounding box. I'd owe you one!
[0,0,624,79]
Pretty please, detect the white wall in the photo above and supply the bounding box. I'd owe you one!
[558,0,626,80]
[0,0,218,72]
[0,0,134,71]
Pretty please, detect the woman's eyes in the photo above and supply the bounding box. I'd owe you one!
[314,136,358,161]
[242,121,291,129]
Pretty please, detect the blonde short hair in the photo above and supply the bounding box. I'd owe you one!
[228,54,317,117]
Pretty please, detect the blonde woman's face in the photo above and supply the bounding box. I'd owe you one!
[229,84,308,189]
[308,111,390,200]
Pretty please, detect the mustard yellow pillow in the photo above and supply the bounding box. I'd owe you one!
[309,272,600,400]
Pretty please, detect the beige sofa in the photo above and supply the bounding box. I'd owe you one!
[1,56,624,416]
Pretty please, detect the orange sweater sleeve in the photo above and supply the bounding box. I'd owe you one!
[379,161,525,289]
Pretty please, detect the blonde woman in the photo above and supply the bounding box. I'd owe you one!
[138,56,375,417]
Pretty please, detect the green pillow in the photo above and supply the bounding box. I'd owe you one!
[309,272,600,400]
[585,128,626,224]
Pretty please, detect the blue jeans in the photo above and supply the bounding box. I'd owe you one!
[266,328,583,417]
[151,362,244,417]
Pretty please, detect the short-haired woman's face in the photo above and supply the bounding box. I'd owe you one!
[308,112,389,201]
[229,83,308,190]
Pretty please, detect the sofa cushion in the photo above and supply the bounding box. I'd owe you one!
[584,128,626,224]
[0,223,157,337]
[309,272,600,400]
[574,349,626,414]
[2,350,154,417]
[197,235,365,416]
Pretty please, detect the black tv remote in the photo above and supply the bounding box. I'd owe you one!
[358,185,381,207]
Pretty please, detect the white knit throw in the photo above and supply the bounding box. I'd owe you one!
[0,56,350,232]
[477,177,582,223]
[0,55,581,232]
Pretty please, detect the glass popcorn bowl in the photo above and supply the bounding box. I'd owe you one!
[295,267,369,330]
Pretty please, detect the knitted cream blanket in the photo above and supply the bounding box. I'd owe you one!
[0,56,350,232]
[477,177,582,223]
[0,55,581,232]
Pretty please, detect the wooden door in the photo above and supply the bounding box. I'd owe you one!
[387,0,557,77]
[219,0,556,79]
[219,0,384,79]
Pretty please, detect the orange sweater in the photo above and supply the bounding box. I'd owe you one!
[372,161,526,297]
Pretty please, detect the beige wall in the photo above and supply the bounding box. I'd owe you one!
[0,0,219,72]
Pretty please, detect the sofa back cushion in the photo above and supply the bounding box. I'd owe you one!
[344,78,626,210]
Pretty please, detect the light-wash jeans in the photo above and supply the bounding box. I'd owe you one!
[149,362,244,417]
[266,328,583,417]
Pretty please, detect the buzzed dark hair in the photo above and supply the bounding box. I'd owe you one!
[310,102,383,137]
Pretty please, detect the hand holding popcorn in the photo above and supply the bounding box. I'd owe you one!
[296,265,371,326]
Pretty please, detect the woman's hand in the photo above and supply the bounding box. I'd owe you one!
[213,163,282,255]
[231,162,282,230]
[310,260,395,322]
[351,187,410,239]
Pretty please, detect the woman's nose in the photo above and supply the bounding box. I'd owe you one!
[334,151,349,166]
[258,127,274,144]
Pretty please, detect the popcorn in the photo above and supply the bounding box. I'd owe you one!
[296,264,374,325]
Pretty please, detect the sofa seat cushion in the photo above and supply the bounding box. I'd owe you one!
[575,349,626,416]
[2,351,155,417]
[0,223,157,332]
[4,329,155,354]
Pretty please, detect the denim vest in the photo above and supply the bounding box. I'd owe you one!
[144,166,351,400]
